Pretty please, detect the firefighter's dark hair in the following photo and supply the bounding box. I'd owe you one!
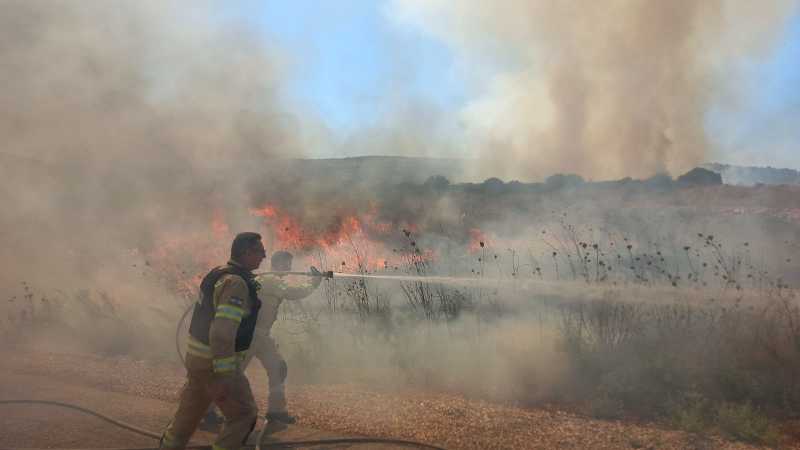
[230,232,263,260]
[271,250,293,268]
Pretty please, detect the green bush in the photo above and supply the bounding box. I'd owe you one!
[716,403,780,446]
[670,393,713,434]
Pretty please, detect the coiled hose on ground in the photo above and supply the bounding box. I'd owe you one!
[1,400,447,449]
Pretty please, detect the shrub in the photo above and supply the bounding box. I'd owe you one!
[555,291,798,440]
[677,168,722,186]
[670,393,713,434]
[716,403,780,445]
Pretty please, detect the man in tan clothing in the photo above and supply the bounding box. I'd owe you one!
[200,251,324,428]
[251,251,323,424]
[161,232,266,450]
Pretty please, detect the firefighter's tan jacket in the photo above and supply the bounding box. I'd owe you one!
[254,273,321,335]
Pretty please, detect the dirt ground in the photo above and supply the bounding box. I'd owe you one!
[0,347,794,450]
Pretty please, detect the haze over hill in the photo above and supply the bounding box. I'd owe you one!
[4,150,799,188]
[703,162,800,185]
[259,156,800,186]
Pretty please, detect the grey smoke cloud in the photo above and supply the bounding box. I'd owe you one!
[0,1,313,288]
[0,1,301,164]
[389,0,797,181]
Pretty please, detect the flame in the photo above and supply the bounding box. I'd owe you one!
[249,203,424,272]
[468,228,490,253]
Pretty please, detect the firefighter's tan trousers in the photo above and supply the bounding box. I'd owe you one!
[161,354,257,450]
[244,334,288,414]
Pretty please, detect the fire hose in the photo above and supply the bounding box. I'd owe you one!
[0,400,447,449]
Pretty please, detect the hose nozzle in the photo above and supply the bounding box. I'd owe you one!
[309,267,334,279]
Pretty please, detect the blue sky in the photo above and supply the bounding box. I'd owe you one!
[230,1,799,169]
[239,0,466,132]
[707,10,800,168]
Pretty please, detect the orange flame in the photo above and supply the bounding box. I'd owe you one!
[468,228,490,253]
[147,204,442,296]
[249,203,424,272]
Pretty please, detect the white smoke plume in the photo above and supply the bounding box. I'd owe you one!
[389,0,797,180]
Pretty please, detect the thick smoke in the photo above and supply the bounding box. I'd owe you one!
[390,0,796,180]
[0,1,313,289]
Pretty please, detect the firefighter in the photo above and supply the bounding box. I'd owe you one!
[160,232,266,450]
[200,250,323,429]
